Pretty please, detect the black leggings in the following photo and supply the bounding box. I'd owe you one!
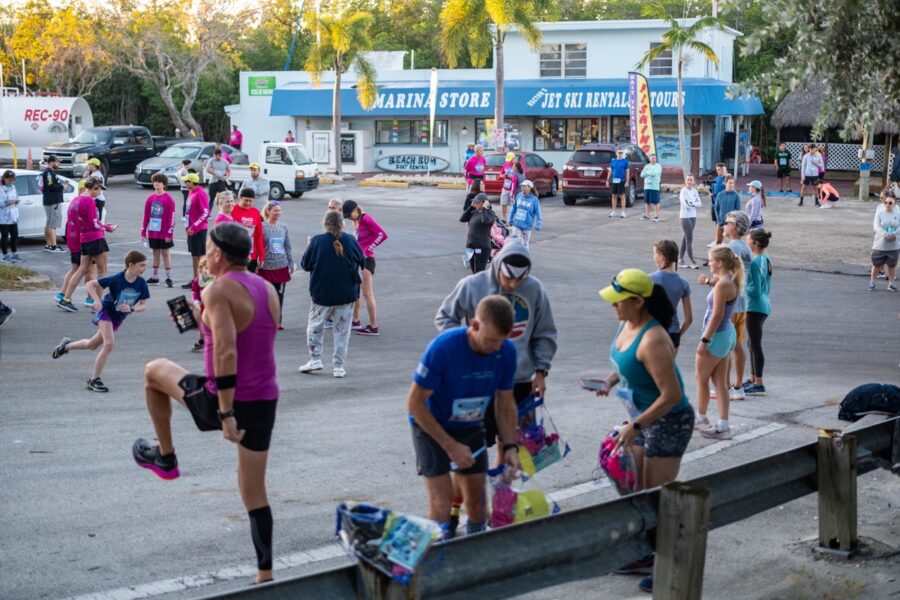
[469,246,490,274]
[272,282,286,324]
[746,311,768,377]
[0,223,18,254]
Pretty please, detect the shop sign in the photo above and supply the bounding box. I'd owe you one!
[376,154,449,173]
[249,76,276,96]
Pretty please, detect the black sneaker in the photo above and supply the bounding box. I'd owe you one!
[51,245,67,253]
[132,438,180,480]
[44,244,55,252]
[147,276,160,285]
[638,575,653,592]
[56,299,78,312]
[614,553,654,575]
[191,339,204,352]
[52,336,72,358]
[181,282,193,289]
[86,378,109,393]
[165,278,174,288]
[0,306,14,329]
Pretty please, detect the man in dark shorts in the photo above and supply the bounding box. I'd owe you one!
[773,142,792,192]
[135,223,281,584]
[409,295,521,538]
[609,148,630,218]
[41,155,67,252]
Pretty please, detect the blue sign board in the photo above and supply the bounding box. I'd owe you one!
[270,78,763,118]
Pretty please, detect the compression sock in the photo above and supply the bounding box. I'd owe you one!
[248,506,273,570]
[718,419,729,430]
[465,521,486,535]
[165,268,172,279]
[450,496,462,519]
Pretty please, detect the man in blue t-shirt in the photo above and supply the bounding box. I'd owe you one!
[709,162,728,246]
[408,295,520,536]
[609,148,630,218]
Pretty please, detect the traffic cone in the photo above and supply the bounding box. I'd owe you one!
[26,148,33,170]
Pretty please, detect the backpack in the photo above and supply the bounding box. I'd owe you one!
[837,383,900,421]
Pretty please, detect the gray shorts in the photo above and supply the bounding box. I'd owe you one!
[871,249,899,267]
[634,405,695,458]
[500,190,512,206]
[45,204,62,229]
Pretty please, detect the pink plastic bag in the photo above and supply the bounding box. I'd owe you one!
[597,426,640,495]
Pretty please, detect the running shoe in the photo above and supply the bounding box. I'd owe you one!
[868,283,876,291]
[323,318,334,329]
[652,216,659,223]
[693,415,710,430]
[354,325,379,336]
[351,320,362,330]
[729,386,746,401]
[613,554,654,575]
[619,212,627,218]
[132,438,180,480]
[0,254,12,263]
[57,299,78,312]
[700,426,733,440]
[51,336,71,359]
[0,306,15,329]
[690,262,700,269]
[86,378,109,393]
[797,199,804,207]
[741,379,754,391]
[608,211,616,218]
[298,359,323,373]
[55,292,64,303]
[888,284,897,292]
[10,252,24,262]
[147,276,160,285]
[44,244,55,252]
[84,297,95,308]
[640,215,650,221]
[333,367,346,378]
[709,388,717,399]
[745,384,767,396]
[191,339,204,352]
[180,282,193,289]
[877,271,887,279]
[52,245,66,253]
[678,262,689,269]
[165,278,173,288]
[638,576,653,593]
[277,324,285,331]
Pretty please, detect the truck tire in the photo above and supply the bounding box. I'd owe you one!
[288,192,303,198]
[626,182,636,207]
[563,193,577,206]
[269,182,285,201]
[548,177,558,197]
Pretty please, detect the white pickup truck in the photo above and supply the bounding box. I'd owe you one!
[229,142,319,200]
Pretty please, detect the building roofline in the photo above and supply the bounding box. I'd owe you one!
[517,19,742,37]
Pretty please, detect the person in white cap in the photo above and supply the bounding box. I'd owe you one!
[508,180,542,247]
[240,163,270,201]
[744,180,766,230]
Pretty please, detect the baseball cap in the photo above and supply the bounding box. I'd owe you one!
[249,162,261,169]
[747,180,763,190]
[86,158,102,167]
[180,173,200,184]
[342,199,359,219]
[85,176,107,190]
[500,250,531,280]
[473,193,487,203]
[599,268,653,303]
[521,180,534,189]
[505,152,516,162]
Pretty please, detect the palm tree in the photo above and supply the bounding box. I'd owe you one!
[636,3,723,178]
[304,7,377,175]
[440,0,545,148]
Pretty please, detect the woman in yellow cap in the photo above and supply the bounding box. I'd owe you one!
[594,268,694,593]
[85,158,106,218]
[499,151,519,222]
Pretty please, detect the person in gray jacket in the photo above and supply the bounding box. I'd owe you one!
[240,163,271,201]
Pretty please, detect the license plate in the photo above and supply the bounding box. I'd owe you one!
[486,174,498,181]
[585,169,596,177]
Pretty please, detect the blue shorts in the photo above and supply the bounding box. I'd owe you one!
[707,325,736,358]
[644,189,660,205]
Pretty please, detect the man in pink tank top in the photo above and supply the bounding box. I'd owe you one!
[133,222,281,585]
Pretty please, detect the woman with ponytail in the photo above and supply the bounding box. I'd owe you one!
[694,245,744,440]
[299,210,365,378]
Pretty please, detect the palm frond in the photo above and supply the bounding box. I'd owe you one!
[636,43,672,69]
[687,15,724,38]
[688,40,719,65]
[439,0,481,68]
[354,54,378,110]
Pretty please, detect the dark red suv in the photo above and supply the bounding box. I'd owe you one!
[561,143,649,206]
[482,151,559,197]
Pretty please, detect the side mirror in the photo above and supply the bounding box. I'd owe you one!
[547,162,553,168]
[199,154,210,159]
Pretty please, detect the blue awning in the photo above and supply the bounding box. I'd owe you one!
[269,78,763,118]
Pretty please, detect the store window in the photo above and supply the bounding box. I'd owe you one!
[565,118,599,150]
[375,119,448,145]
[533,119,566,151]
[611,117,631,144]
[540,43,587,78]
[648,43,673,76]
[475,119,521,150]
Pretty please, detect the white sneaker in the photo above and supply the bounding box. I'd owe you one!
[640,215,650,221]
[298,359,323,373]
[608,211,616,218]
[700,427,733,440]
[694,416,710,430]
[333,367,346,378]
[729,386,746,401]
[652,216,659,222]
[678,262,689,269]
[619,212,627,218]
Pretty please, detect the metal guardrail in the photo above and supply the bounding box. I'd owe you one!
[201,416,899,600]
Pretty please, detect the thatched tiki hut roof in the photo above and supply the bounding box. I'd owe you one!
[771,79,899,135]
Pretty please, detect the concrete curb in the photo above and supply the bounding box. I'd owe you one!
[358,180,410,189]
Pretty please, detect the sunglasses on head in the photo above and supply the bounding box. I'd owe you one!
[269,201,282,206]
[611,278,641,297]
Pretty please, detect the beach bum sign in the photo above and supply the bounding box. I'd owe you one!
[376,154,450,173]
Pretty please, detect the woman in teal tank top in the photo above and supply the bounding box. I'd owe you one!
[596,269,695,492]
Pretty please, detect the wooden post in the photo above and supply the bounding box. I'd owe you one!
[653,482,711,600]
[816,433,858,557]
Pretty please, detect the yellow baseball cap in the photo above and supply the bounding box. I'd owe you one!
[599,268,654,303]
[249,162,261,169]
[180,173,200,183]
[87,158,102,166]
[506,152,516,162]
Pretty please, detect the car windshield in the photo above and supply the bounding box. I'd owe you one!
[71,130,113,144]
[484,155,509,167]
[572,150,615,165]
[160,146,200,159]
[289,146,312,165]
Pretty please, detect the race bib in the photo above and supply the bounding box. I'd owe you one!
[513,208,527,222]
[148,217,162,232]
[449,396,491,423]
[475,163,484,173]
[183,215,189,229]
[503,179,512,190]
[779,157,787,166]
[270,237,285,255]
[615,386,641,420]
[612,178,622,184]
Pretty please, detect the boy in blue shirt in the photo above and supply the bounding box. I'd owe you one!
[609,148,630,218]
[408,295,521,537]
[52,250,150,392]
[709,163,727,246]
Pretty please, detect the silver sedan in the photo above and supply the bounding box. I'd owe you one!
[134,142,248,187]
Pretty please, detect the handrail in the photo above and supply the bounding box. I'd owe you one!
[0,141,17,167]
[200,416,899,599]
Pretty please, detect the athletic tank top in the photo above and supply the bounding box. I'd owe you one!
[202,271,279,401]
[702,275,737,332]
[609,319,689,414]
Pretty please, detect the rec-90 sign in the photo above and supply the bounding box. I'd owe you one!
[24,109,70,122]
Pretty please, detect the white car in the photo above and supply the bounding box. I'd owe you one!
[7,169,78,239]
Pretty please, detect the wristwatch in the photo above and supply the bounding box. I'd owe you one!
[217,409,236,421]
[632,421,643,432]
[701,337,711,344]
[535,369,549,377]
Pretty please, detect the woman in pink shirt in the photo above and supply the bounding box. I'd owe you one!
[58,178,117,312]
[342,200,387,336]
[214,190,236,225]
[141,173,177,287]
[464,144,486,192]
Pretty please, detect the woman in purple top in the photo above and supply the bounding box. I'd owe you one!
[135,223,281,585]
[342,200,387,336]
